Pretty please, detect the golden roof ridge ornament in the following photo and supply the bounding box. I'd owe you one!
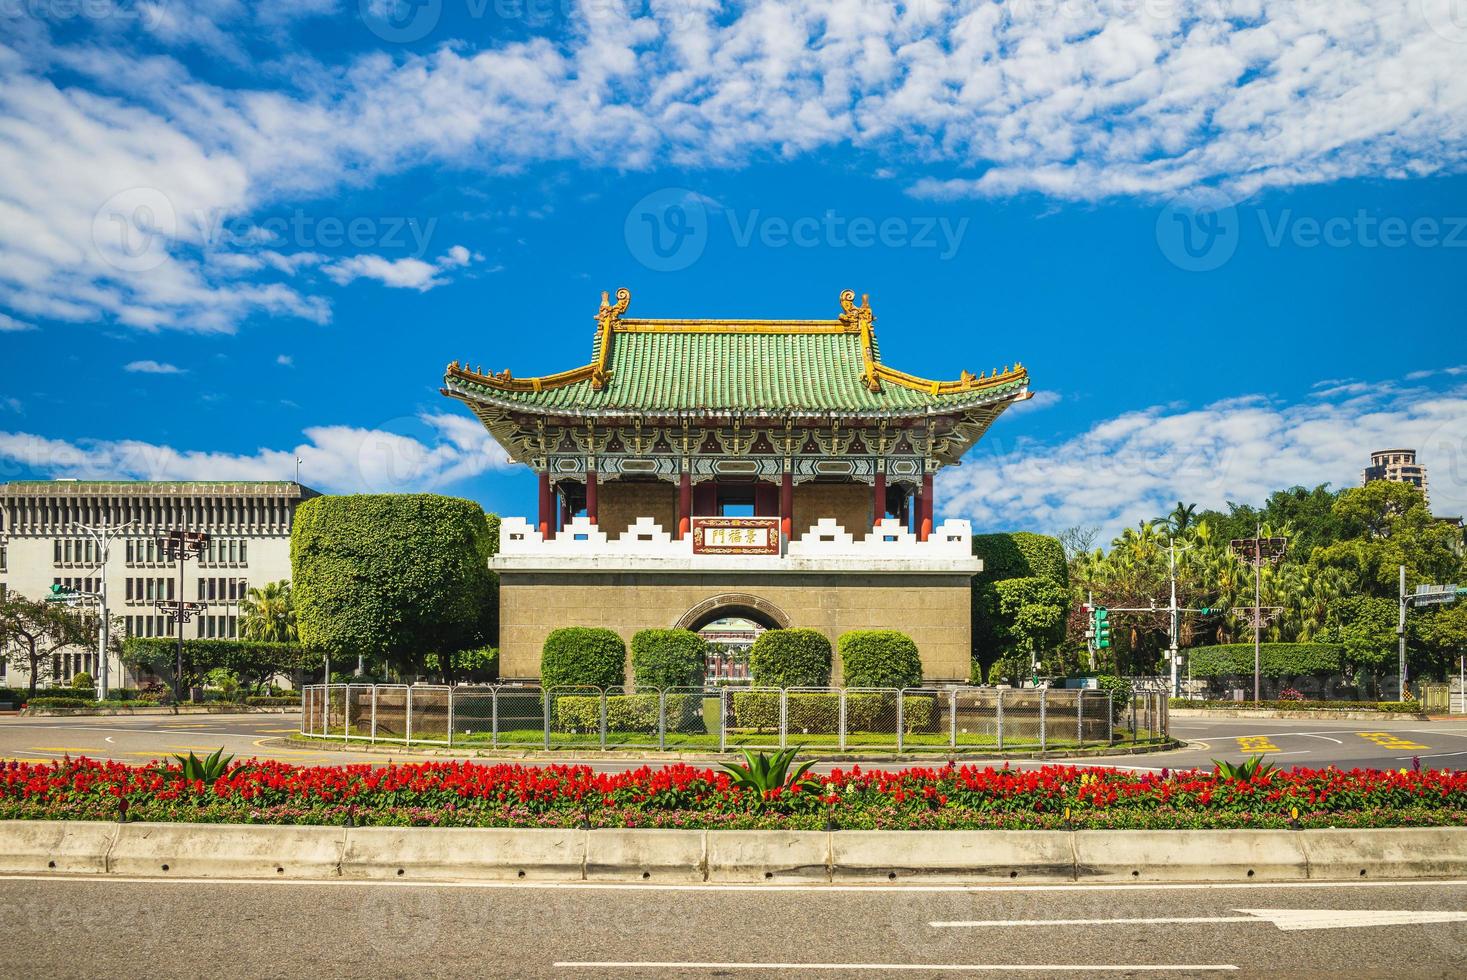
[591,287,630,390]
[838,288,882,393]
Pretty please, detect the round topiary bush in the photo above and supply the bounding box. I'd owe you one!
[838,630,922,688]
[631,629,707,689]
[749,628,832,688]
[540,627,626,689]
[70,672,94,690]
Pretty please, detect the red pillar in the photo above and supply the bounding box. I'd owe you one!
[585,468,598,525]
[919,472,934,541]
[678,470,692,538]
[872,468,886,527]
[780,470,793,541]
[537,471,554,540]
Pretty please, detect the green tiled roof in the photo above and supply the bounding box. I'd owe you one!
[446,326,1027,416]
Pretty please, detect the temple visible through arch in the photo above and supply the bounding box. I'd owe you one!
[442,288,1033,682]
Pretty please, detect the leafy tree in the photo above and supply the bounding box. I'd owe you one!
[1416,603,1467,680]
[121,638,317,695]
[1310,482,1464,597]
[1316,595,1397,695]
[972,532,1069,678]
[0,594,106,698]
[239,580,296,644]
[1157,501,1198,536]
[292,494,498,679]
[989,577,1070,678]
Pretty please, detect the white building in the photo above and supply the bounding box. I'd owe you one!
[0,480,317,689]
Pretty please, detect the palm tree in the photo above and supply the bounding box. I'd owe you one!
[1158,501,1198,536]
[239,580,296,644]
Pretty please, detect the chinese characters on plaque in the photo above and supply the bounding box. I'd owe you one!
[690,517,781,555]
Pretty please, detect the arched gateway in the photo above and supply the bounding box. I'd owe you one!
[443,287,1032,683]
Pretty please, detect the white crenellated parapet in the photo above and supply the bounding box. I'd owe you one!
[785,517,854,556]
[499,516,543,553]
[614,517,689,557]
[494,515,978,569]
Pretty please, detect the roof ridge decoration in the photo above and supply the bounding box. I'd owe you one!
[442,287,1031,404]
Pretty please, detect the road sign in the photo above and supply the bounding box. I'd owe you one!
[1413,583,1459,606]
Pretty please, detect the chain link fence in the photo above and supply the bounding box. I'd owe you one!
[300,684,1170,753]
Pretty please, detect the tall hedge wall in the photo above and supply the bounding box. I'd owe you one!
[631,629,706,689]
[970,532,1068,587]
[121,638,316,690]
[291,494,497,675]
[1185,643,1344,678]
[749,629,832,687]
[838,630,922,688]
[541,627,626,689]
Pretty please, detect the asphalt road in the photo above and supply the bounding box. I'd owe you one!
[2,712,1466,772]
[3,875,1466,977]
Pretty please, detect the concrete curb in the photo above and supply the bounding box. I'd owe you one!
[3,821,1464,884]
[21,706,297,717]
[1168,708,1430,722]
[279,736,1182,765]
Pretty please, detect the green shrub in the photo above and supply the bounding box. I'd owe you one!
[838,630,922,688]
[26,697,90,710]
[730,691,934,734]
[1169,698,1424,713]
[70,672,93,690]
[631,629,706,689]
[244,695,301,707]
[540,627,626,690]
[1094,675,1132,715]
[1185,643,1343,678]
[551,693,705,733]
[749,629,831,687]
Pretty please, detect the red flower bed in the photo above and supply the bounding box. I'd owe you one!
[2,758,1464,830]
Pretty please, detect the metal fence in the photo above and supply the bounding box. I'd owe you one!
[300,684,1169,753]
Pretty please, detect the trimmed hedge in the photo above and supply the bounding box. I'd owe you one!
[1185,643,1344,678]
[1170,698,1423,713]
[122,638,316,690]
[553,693,704,733]
[245,696,302,707]
[25,697,90,710]
[540,627,626,690]
[749,629,832,687]
[838,630,922,688]
[970,531,1068,586]
[631,629,706,689]
[731,691,935,734]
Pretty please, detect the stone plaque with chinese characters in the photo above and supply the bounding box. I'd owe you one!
[690,517,781,555]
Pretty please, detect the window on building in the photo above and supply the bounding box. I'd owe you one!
[239,541,247,564]
[716,487,756,517]
[0,541,7,572]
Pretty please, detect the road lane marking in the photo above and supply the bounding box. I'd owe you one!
[554,962,1239,972]
[1397,750,1467,760]
[1357,732,1429,751]
[1236,736,1281,753]
[26,746,105,753]
[930,909,1467,931]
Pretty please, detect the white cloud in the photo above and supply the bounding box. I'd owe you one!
[941,378,1467,539]
[0,413,512,494]
[123,359,186,374]
[276,354,293,366]
[323,246,480,291]
[1010,390,1062,412]
[0,312,36,331]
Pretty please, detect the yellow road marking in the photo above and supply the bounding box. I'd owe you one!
[1357,731,1429,751]
[0,757,62,764]
[257,728,298,733]
[1236,736,1280,753]
[27,746,105,753]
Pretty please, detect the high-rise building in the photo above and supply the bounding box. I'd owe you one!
[0,480,317,690]
[1363,449,1429,505]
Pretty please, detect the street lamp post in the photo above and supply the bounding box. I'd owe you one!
[71,519,132,701]
[1229,525,1287,703]
[155,527,209,703]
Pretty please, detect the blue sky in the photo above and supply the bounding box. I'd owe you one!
[1,2,1465,537]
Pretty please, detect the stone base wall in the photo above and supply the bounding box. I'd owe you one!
[499,571,973,684]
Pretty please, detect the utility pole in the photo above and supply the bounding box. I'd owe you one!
[155,527,209,703]
[1165,536,1195,699]
[1229,525,1287,703]
[71,518,132,701]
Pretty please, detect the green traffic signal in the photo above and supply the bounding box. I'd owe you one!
[50,583,64,595]
[1094,607,1112,649]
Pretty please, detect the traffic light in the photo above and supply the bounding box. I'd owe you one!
[49,584,65,596]
[1198,607,1212,615]
[1094,607,1112,649]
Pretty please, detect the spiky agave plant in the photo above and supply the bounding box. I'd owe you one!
[1211,755,1277,780]
[173,747,234,782]
[719,747,821,805]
